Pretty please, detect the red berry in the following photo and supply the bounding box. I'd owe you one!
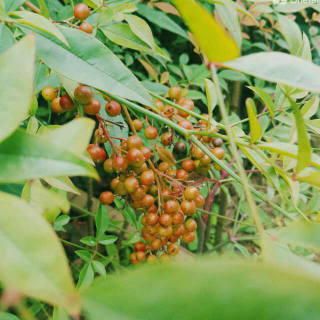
[74,85,93,104]
[159,214,172,227]
[164,200,178,214]
[51,97,64,114]
[141,170,155,186]
[87,144,106,162]
[74,3,90,20]
[105,101,121,117]
[60,94,74,111]
[84,98,100,115]
[144,126,158,140]
[80,22,93,34]
[100,191,114,205]
[134,242,146,252]
[113,156,128,172]
[127,135,143,149]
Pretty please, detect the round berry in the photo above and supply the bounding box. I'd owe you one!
[143,232,156,243]
[127,135,142,150]
[141,147,151,160]
[146,213,159,226]
[111,178,119,190]
[129,252,138,264]
[115,181,127,195]
[124,176,139,193]
[144,126,158,140]
[195,194,205,207]
[151,239,162,251]
[164,200,178,214]
[159,214,172,227]
[173,224,185,237]
[100,191,114,205]
[134,242,146,252]
[141,170,155,186]
[168,243,179,256]
[74,85,93,105]
[105,101,121,117]
[178,120,193,130]
[60,94,74,111]
[103,158,114,173]
[84,98,100,115]
[133,119,143,132]
[42,86,56,101]
[161,132,173,146]
[148,255,158,263]
[154,99,165,111]
[161,188,172,201]
[169,86,182,100]
[148,204,157,213]
[182,159,194,172]
[172,212,184,225]
[213,138,223,148]
[182,232,195,243]
[142,194,155,207]
[163,106,174,118]
[87,144,106,162]
[181,200,196,215]
[176,169,188,181]
[79,22,93,34]
[185,219,197,232]
[127,148,144,164]
[131,186,146,201]
[136,251,146,262]
[193,147,205,159]
[74,3,90,20]
[158,161,170,173]
[200,154,212,165]
[211,147,225,160]
[184,186,199,201]
[158,226,173,237]
[160,253,171,262]
[113,156,128,172]
[174,142,186,154]
[51,97,64,114]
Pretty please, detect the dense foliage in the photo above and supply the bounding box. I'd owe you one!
[0,0,320,319]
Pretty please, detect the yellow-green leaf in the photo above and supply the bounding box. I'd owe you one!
[156,145,175,166]
[173,0,239,62]
[11,11,69,46]
[37,0,50,19]
[246,98,262,143]
[0,192,80,314]
[296,169,320,189]
[248,86,274,117]
[204,78,217,128]
[0,34,35,143]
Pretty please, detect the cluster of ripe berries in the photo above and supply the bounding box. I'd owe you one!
[41,85,122,118]
[74,3,94,34]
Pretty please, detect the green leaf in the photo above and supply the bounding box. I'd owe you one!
[215,0,242,48]
[31,25,152,106]
[26,115,39,134]
[37,0,50,18]
[0,129,98,182]
[11,11,68,46]
[222,52,320,92]
[4,0,25,11]
[80,236,97,247]
[75,250,93,261]
[54,215,70,226]
[296,169,320,188]
[0,34,34,143]
[84,0,103,9]
[114,197,137,228]
[100,23,169,60]
[257,143,320,169]
[248,86,274,117]
[95,203,110,240]
[285,95,311,173]
[246,98,262,143]
[137,4,188,39]
[204,79,217,127]
[0,313,20,320]
[98,235,118,245]
[43,176,80,194]
[22,180,70,222]
[301,97,319,119]
[92,260,106,277]
[277,14,302,55]
[274,219,320,252]
[77,262,94,291]
[296,33,312,61]
[173,0,239,62]
[124,14,156,53]
[82,259,320,320]
[0,22,15,53]
[0,192,80,314]
[48,118,95,157]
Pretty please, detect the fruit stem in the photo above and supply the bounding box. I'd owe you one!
[25,1,40,14]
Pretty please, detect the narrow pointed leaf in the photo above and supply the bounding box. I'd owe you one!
[246,98,262,143]
[248,86,274,117]
[204,78,217,127]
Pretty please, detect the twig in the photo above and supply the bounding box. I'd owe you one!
[214,186,228,252]
[25,1,40,14]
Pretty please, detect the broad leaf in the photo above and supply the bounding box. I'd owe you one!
[173,0,239,62]
[0,22,15,53]
[296,169,320,188]
[248,86,274,117]
[124,14,156,53]
[82,259,320,320]
[30,25,152,105]
[77,263,94,291]
[0,34,34,143]
[95,203,110,240]
[0,192,80,314]
[222,52,320,93]
[11,11,68,45]
[43,176,80,194]
[4,0,25,11]
[0,129,98,183]
[246,98,262,143]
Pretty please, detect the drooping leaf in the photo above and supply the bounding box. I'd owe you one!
[37,0,50,18]
[4,0,25,11]
[11,11,68,45]
[0,22,15,53]
[156,145,175,166]
[248,86,274,117]
[0,192,80,314]
[222,52,320,93]
[0,129,98,183]
[173,0,239,62]
[77,263,94,291]
[0,34,34,143]
[43,176,80,194]
[29,25,152,105]
[273,219,320,252]
[82,259,320,320]
[277,14,302,55]
[296,169,320,189]
[100,23,169,60]
[246,98,262,143]
[204,78,217,127]
[301,97,319,119]
[137,4,188,39]
[124,14,156,53]
[98,235,118,245]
